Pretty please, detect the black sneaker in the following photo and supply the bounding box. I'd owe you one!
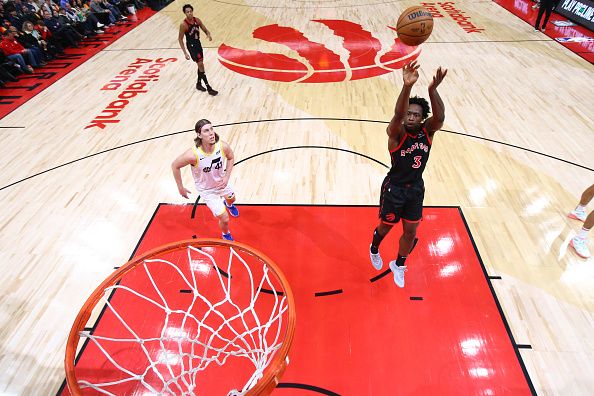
[196,82,206,91]
[207,87,218,96]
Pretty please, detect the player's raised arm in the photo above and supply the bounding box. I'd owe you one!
[424,66,447,134]
[387,61,420,140]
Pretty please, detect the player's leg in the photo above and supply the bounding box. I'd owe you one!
[569,184,594,221]
[580,184,594,206]
[388,183,424,287]
[396,182,423,261]
[217,211,233,240]
[571,210,593,258]
[370,221,393,270]
[223,188,239,217]
[397,219,420,259]
[196,59,207,91]
[387,220,418,288]
[370,178,400,270]
[196,64,207,91]
[194,43,218,96]
[204,192,234,240]
[188,43,207,91]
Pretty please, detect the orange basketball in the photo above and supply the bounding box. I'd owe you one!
[396,6,434,46]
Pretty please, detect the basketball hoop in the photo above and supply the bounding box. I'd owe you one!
[65,239,296,395]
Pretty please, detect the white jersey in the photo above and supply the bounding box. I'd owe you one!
[190,142,225,191]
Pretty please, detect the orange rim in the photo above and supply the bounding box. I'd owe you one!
[65,238,296,395]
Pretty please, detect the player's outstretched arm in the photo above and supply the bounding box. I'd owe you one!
[424,66,447,134]
[387,61,420,140]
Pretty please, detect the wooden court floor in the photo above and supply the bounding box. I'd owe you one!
[0,0,592,394]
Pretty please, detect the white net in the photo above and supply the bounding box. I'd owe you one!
[72,243,290,395]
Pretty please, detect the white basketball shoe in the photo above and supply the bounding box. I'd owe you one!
[389,261,407,288]
[370,245,383,270]
[570,237,591,259]
[568,208,587,222]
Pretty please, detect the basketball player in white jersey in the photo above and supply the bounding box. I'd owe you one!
[172,119,239,240]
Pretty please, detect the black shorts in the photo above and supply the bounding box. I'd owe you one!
[187,41,204,62]
[378,177,425,224]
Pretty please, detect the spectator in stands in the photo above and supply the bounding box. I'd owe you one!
[73,0,103,28]
[107,0,131,19]
[23,0,41,14]
[0,30,35,72]
[42,9,82,47]
[34,19,64,55]
[0,49,21,84]
[56,7,87,36]
[0,27,43,68]
[40,0,60,16]
[20,20,54,60]
[17,21,50,62]
[63,3,103,35]
[100,0,126,22]
[131,0,146,11]
[7,9,24,28]
[20,2,40,24]
[89,0,115,26]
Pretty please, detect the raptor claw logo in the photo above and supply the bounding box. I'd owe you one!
[218,20,421,83]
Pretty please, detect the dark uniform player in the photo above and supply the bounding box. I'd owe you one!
[370,61,448,287]
[178,4,218,96]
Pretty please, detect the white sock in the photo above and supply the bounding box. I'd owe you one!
[576,204,586,212]
[577,227,590,240]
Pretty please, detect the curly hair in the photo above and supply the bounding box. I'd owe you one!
[194,119,219,147]
[409,96,431,120]
[182,4,193,12]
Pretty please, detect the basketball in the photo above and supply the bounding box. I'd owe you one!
[396,6,434,46]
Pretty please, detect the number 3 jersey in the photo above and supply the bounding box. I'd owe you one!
[190,142,225,191]
[387,127,432,185]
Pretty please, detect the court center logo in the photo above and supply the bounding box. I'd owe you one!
[218,20,421,83]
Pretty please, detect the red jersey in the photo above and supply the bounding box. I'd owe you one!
[184,17,201,42]
[387,127,432,185]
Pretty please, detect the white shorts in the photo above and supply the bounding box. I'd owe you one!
[200,184,235,217]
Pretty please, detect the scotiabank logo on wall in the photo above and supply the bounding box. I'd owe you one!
[218,20,421,83]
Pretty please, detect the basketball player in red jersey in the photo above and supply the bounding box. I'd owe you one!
[178,4,218,96]
[370,61,447,287]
